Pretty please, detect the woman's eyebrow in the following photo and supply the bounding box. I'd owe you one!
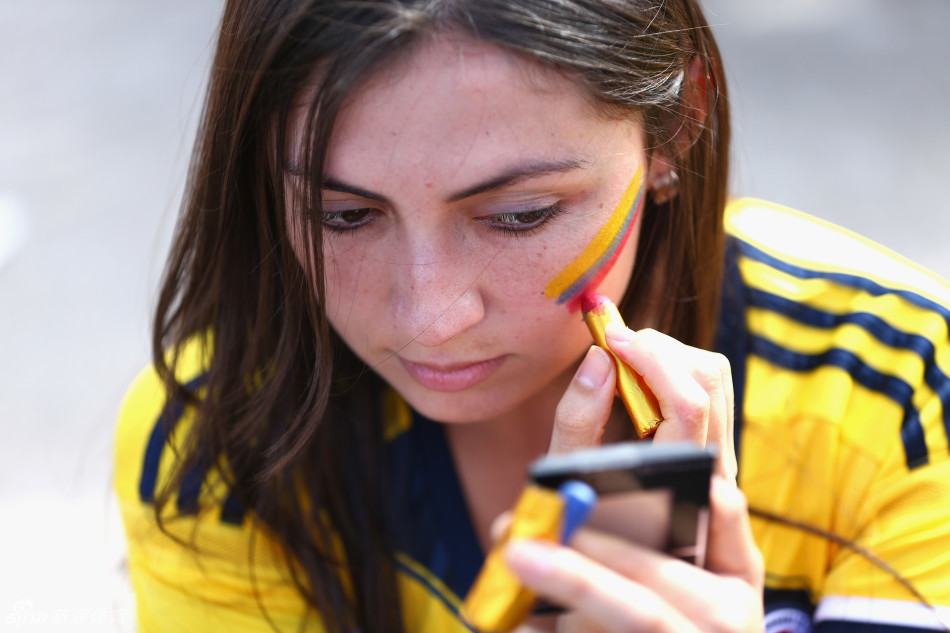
[317,158,589,206]
[446,158,589,203]
[322,178,390,204]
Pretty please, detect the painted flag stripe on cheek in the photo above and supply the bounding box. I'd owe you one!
[543,165,645,308]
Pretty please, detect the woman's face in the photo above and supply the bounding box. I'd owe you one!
[287,34,649,425]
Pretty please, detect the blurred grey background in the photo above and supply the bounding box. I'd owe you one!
[0,0,947,629]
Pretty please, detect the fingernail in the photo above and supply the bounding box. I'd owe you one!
[575,346,611,389]
[711,473,738,493]
[605,321,636,343]
[505,539,554,582]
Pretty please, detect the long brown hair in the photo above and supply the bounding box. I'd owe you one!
[151,1,730,631]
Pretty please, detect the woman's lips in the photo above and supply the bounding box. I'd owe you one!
[399,356,506,392]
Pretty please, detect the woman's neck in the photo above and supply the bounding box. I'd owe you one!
[441,359,576,550]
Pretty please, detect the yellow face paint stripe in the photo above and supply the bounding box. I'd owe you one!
[544,165,644,302]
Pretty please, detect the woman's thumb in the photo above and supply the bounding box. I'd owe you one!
[548,346,616,454]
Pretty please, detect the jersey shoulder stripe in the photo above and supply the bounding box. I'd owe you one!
[725,198,950,307]
[725,199,950,469]
[743,286,950,469]
[725,200,950,619]
[133,370,247,523]
[114,343,322,631]
[747,333,928,468]
[115,338,247,530]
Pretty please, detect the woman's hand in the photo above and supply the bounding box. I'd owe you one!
[505,476,764,633]
[550,324,737,479]
[525,325,755,631]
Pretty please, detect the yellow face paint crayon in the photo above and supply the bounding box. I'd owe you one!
[581,293,662,439]
[461,485,565,632]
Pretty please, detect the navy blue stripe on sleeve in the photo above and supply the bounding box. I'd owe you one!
[746,287,950,454]
[138,399,183,504]
[220,492,246,525]
[749,335,929,469]
[176,461,205,514]
[137,376,205,505]
[735,240,950,330]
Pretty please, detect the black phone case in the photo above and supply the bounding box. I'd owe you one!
[528,442,715,566]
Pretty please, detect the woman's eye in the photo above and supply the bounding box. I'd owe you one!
[321,208,376,232]
[482,203,565,236]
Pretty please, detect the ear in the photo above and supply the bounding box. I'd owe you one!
[646,55,712,204]
[680,54,711,146]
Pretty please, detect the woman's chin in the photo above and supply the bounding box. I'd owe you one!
[398,389,512,425]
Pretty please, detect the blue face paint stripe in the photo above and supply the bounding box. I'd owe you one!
[555,187,643,304]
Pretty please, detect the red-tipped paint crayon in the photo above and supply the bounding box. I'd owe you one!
[581,293,662,439]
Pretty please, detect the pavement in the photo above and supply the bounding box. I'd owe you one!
[0,1,947,630]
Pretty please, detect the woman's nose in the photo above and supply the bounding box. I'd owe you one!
[391,244,487,348]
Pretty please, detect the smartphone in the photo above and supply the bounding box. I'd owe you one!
[528,441,715,567]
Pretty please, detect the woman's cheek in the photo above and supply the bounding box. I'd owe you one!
[319,240,379,329]
[484,242,570,315]
[542,165,645,312]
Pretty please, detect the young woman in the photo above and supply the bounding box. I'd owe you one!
[114,1,950,632]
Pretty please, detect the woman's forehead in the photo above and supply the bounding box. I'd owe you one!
[288,34,643,190]
[367,33,570,98]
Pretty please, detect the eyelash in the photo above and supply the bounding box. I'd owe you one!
[318,203,567,236]
[320,208,376,233]
[480,203,566,237]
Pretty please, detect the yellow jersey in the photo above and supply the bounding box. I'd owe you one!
[114,199,950,632]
